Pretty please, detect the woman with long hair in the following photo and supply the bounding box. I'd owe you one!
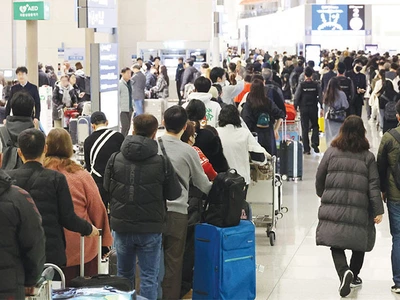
[370,69,386,129]
[323,77,350,144]
[43,128,112,285]
[200,63,211,79]
[316,116,384,298]
[379,80,400,133]
[241,79,285,155]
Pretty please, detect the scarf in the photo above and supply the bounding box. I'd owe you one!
[61,85,72,107]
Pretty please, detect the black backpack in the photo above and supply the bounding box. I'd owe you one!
[203,169,246,227]
[384,95,398,122]
[0,127,22,170]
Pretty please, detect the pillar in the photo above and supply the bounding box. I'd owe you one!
[85,28,95,75]
[26,20,38,86]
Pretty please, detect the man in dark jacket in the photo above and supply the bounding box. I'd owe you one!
[377,102,400,294]
[321,62,336,93]
[131,64,146,116]
[262,69,286,116]
[290,60,305,94]
[7,129,98,268]
[84,111,124,208]
[0,169,45,299]
[180,59,200,97]
[346,60,367,117]
[38,63,49,87]
[6,66,41,122]
[336,62,355,117]
[176,57,185,105]
[1,91,35,170]
[104,114,181,300]
[294,67,323,154]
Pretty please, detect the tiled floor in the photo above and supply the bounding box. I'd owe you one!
[250,117,400,300]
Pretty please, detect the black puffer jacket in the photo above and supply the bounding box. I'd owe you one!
[7,162,93,267]
[104,135,181,233]
[315,147,384,252]
[0,170,45,299]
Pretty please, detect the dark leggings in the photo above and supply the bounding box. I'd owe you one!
[331,248,365,280]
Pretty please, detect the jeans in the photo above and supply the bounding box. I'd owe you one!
[388,201,400,286]
[331,248,365,280]
[120,111,133,137]
[134,99,144,116]
[366,99,372,120]
[162,211,188,300]
[300,106,319,152]
[379,109,385,131]
[114,232,162,300]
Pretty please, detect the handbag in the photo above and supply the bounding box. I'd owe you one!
[250,162,274,182]
[326,107,346,123]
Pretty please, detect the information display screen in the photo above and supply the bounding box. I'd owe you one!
[305,44,321,71]
[99,44,118,93]
[312,5,365,31]
[100,90,119,128]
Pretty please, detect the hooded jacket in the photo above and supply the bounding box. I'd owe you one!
[316,147,384,252]
[104,135,181,233]
[0,170,45,299]
[185,92,221,128]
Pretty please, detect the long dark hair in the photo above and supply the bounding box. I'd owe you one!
[383,80,398,100]
[246,79,272,112]
[378,69,387,95]
[160,65,169,86]
[331,116,370,153]
[324,78,342,107]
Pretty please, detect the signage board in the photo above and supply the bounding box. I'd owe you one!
[99,43,118,93]
[78,0,116,8]
[305,44,321,71]
[312,4,364,31]
[78,7,117,28]
[14,1,50,21]
[64,48,85,62]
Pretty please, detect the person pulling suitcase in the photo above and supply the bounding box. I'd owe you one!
[294,67,323,155]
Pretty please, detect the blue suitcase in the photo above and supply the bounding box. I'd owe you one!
[193,221,256,300]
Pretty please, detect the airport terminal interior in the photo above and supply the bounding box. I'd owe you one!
[3,0,400,299]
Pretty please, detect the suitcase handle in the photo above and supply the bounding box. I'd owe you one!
[80,229,103,277]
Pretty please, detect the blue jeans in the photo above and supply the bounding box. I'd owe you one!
[388,201,400,286]
[134,99,144,116]
[114,232,162,300]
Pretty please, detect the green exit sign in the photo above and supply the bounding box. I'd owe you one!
[13,1,50,20]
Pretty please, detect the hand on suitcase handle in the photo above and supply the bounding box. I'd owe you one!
[87,225,100,237]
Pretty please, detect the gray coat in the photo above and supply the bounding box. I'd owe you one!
[131,72,146,100]
[119,79,131,113]
[315,147,384,252]
[150,75,169,99]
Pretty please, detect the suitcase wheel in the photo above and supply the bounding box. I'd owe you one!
[269,232,276,246]
[282,207,289,213]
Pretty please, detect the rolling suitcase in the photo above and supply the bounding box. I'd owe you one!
[69,118,78,145]
[144,99,165,125]
[77,116,92,144]
[279,120,303,180]
[193,221,256,300]
[69,230,133,292]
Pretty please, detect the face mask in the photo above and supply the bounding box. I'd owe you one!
[356,66,362,72]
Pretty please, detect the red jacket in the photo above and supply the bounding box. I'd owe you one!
[193,146,217,181]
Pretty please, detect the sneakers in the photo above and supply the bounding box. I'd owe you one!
[350,276,362,288]
[339,270,354,297]
[303,151,311,155]
[392,285,400,294]
[312,144,320,153]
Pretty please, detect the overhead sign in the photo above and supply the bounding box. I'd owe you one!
[99,43,118,93]
[78,7,117,28]
[13,1,50,21]
[87,0,116,8]
[312,4,365,31]
[64,48,85,62]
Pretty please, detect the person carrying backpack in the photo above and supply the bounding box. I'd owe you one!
[294,67,323,155]
[377,101,400,295]
[379,80,400,133]
[0,92,35,170]
[241,79,285,156]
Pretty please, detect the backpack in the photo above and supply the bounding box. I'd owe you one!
[0,126,22,170]
[256,112,271,128]
[388,130,400,190]
[203,169,246,227]
[385,96,398,122]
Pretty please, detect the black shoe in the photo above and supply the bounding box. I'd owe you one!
[339,270,353,297]
[350,276,362,288]
[312,144,320,153]
[303,151,311,155]
[392,285,400,294]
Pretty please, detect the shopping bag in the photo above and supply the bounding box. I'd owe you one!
[318,117,325,133]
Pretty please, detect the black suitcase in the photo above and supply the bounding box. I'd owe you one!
[69,230,133,292]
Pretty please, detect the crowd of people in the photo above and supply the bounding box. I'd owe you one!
[3,46,400,299]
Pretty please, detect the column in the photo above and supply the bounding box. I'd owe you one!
[26,20,38,86]
[85,28,95,75]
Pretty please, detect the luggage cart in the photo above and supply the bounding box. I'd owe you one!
[249,156,288,246]
[26,263,65,300]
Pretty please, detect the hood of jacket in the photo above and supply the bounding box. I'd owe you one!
[75,69,85,77]
[188,92,212,103]
[121,135,159,162]
[6,116,34,143]
[0,169,12,196]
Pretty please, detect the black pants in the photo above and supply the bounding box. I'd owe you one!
[177,81,183,105]
[180,225,195,298]
[353,95,364,117]
[120,111,132,137]
[300,106,319,152]
[331,248,365,280]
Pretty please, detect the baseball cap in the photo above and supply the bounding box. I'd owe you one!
[91,111,107,124]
